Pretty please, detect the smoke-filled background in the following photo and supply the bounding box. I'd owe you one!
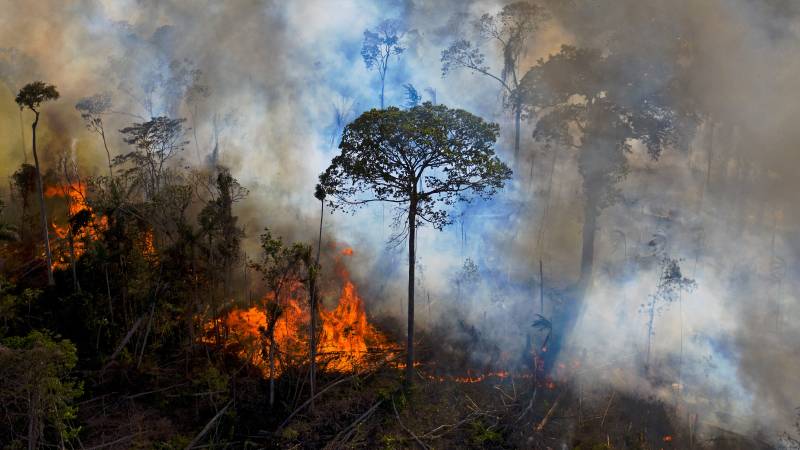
[1,0,799,441]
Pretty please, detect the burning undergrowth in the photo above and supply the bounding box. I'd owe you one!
[43,181,107,270]
[204,247,397,376]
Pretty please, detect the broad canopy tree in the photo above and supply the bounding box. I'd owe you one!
[319,102,512,385]
[518,45,695,362]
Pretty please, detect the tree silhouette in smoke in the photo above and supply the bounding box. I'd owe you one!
[441,1,549,164]
[362,19,406,109]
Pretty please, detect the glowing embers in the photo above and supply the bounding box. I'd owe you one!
[209,247,392,376]
[44,182,107,270]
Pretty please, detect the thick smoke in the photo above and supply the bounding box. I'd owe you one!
[1,0,799,441]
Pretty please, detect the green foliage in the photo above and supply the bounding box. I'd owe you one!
[573,444,612,450]
[281,426,300,441]
[252,229,311,294]
[15,81,59,111]
[319,102,512,231]
[380,433,401,449]
[153,435,191,449]
[199,167,247,270]
[469,418,502,445]
[0,283,42,338]
[0,331,82,447]
[0,200,19,242]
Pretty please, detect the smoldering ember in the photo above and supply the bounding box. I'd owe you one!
[0,1,799,449]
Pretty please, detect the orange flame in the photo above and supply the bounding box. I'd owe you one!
[44,182,107,270]
[207,249,392,376]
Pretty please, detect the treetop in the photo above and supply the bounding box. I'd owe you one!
[15,81,60,111]
[319,102,511,230]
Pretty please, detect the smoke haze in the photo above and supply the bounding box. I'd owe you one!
[1,0,798,441]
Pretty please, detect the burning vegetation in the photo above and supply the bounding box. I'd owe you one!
[207,247,394,376]
[44,181,106,270]
[1,1,798,449]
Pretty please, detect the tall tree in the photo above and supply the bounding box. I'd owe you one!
[441,2,548,163]
[199,167,248,300]
[75,92,114,178]
[361,19,406,109]
[15,81,60,285]
[309,183,326,412]
[319,102,512,386]
[116,117,189,200]
[519,45,694,358]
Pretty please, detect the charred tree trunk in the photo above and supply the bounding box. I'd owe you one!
[268,327,277,408]
[19,109,26,163]
[105,263,113,320]
[68,230,80,292]
[27,391,39,450]
[405,193,417,388]
[30,110,54,285]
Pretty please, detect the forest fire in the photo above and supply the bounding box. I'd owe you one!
[209,248,392,376]
[44,182,106,270]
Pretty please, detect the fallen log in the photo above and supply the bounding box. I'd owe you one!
[185,400,233,449]
[535,390,564,433]
[392,399,429,450]
[325,399,383,449]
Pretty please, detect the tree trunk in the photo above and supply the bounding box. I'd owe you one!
[514,103,521,165]
[309,200,324,412]
[105,264,113,320]
[69,230,80,292]
[269,335,276,408]
[31,112,54,285]
[101,128,113,178]
[578,203,597,293]
[380,75,386,109]
[19,109,26,164]
[405,196,417,387]
[27,391,38,450]
[539,259,544,314]
[645,294,656,374]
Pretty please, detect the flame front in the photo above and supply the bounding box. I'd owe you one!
[44,182,107,270]
[208,249,391,376]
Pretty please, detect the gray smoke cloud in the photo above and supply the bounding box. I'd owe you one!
[1,0,799,442]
